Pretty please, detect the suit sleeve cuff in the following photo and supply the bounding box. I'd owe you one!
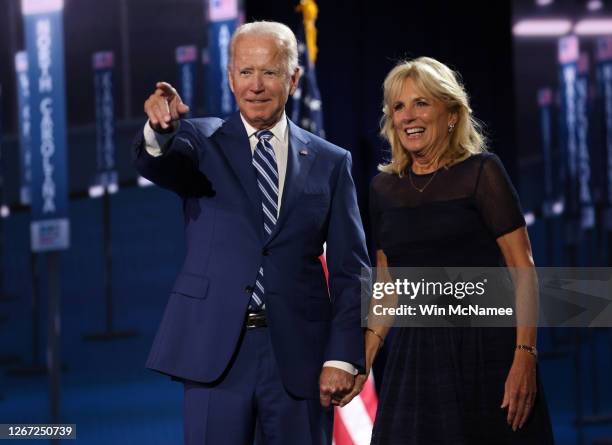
[143,120,179,157]
[322,360,358,375]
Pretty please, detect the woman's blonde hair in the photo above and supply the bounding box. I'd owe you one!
[378,57,487,175]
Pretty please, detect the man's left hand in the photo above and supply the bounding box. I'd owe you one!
[319,367,355,408]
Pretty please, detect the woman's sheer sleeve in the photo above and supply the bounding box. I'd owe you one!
[474,153,526,239]
[369,178,382,251]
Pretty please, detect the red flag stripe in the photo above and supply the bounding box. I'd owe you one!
[333,408,356,445]
[322,245,378,444]
[359,375,378,422]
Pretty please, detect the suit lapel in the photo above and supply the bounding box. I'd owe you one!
[266,120,317,245]
[212,113,263,231]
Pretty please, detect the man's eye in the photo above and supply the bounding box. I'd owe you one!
[264,71,277,76]
[240,70,251,76]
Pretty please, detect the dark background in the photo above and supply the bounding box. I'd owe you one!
[0,0,518,203]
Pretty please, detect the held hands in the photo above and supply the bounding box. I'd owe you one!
[501,350,537,431]
[319,367,355,409]
[338,372,369,407]
[335,327,384,407]
[144,82,190,132]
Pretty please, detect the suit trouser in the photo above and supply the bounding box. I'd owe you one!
[183,327,333,445]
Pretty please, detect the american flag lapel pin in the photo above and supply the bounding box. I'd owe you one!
[299,149,308,156]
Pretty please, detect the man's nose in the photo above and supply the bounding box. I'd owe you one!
[249,73,265,92]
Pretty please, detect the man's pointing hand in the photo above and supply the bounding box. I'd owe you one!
[144,81,190,132]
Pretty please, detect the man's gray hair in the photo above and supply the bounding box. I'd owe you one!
[229,21,299,76]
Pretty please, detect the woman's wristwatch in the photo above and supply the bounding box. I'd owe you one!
[516,344,538,358]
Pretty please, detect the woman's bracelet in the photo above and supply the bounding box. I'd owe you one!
[365,328,385,348]
[516,344,538,358]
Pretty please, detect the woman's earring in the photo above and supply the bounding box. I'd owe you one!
[448,123,455,133]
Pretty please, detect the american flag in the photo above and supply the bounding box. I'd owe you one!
[558,35,579,64]
[92,51,114,70]
[333,373,378,445]
[597,36,612,62]
[319,247,378,445]
[537,88,552,107]
[292,4,378,439]
[175,45,197,64]
[291,38,325,138]
[208,0,237,22]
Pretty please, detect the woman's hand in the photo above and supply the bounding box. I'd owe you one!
[337,325,384,407]
[501,350,537,431]
[336,250,391,407]
[338,371,370,407]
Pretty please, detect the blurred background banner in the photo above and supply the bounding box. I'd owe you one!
[15,51,32,207]
[576,51,595,231]
[92,50,117,195]
[203,0,240,118]
[597,36,612,230]
[538,87,555,213]
[0,84,4,214]
[559,35,580,243]
[175,45,197,119]
[23,0,70,252]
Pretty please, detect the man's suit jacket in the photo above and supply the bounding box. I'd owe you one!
[133,112,369,398]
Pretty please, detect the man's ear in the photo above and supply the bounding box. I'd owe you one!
[228,69,235,94]
[288,67,301,96]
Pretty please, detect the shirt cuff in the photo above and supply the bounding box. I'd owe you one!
[143,120,179,157]
[322,360,358,375]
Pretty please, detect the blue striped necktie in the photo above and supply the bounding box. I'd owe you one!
[249,130,278,311]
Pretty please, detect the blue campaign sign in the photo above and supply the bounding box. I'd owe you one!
[596,37,612,228]
[537,88,555,210]
[558,36,580,221]
[23,0,70,252]
[176,45,197,118]
[203,0,238,118]
[15,51,33,206]
[93,51,117,192]
[575,53,594,229]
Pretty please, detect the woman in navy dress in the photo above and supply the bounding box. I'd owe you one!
[345,57,554,444]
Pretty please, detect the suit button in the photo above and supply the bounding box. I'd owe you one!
[262,249,270,256]
[245,285,254,293]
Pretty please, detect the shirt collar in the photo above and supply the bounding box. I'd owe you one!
[240,112,288,144]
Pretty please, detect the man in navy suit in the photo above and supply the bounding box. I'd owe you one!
[134,21,369,445]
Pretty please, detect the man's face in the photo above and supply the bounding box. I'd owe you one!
[228,35,300,129]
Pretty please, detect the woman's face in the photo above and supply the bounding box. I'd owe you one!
[391,77,456,157]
